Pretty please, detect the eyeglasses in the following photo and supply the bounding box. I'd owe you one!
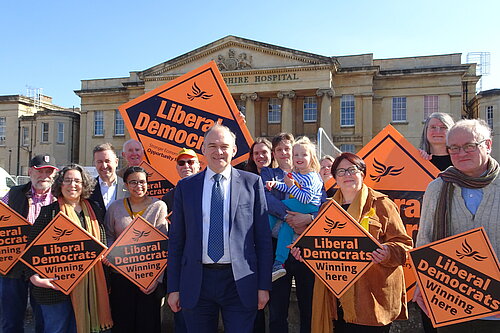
[63,178,82,185]
[428,125,448,132]
[177,160,196,167]
[335,166,360,177]
[447,140,486,155]
[127,180,147,187]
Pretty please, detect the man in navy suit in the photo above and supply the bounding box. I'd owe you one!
[88,143,127,221]
[167,124,273,333]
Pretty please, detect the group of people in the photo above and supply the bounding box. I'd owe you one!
[0,112,498,333]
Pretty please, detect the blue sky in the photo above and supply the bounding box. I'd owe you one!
[1,0,499,108]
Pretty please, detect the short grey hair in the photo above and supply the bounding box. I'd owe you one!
[420,112,455,153]
[447,118,492,144]
[203,124,236,146]
[122,139,144,152]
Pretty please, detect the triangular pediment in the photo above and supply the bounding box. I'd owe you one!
[139,36,334,78]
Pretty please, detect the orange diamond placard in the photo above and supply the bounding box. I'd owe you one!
[119,61,253,187]
[19,212,107,295]
[409,228,500,327]
[0,201,31,274]
[104,215,168,290]
[139,161,173,199]
[357,125,440,299]
[293,200,381,297]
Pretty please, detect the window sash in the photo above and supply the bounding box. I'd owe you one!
[340,95,355,126]
[424,95,439,119]
[268,98,281,124]
[94,111,104,136]
[57,123,65,143]
[114,110,124,136]
[392,97,407,122]
[41,123,49,143]
[303,97,317,122]
[0,117,5,145]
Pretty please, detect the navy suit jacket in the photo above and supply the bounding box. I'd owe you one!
[167,167,273,309]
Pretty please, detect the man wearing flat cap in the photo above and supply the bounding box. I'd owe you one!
[0,154,58,333]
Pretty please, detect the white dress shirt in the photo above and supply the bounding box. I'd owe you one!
[202,166,232,264]
[98,176,118,209]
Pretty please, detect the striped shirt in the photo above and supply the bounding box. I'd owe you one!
[1,187,55,224]
[274,171,323,206]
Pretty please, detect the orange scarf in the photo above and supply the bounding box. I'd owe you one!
[58,198,113,332]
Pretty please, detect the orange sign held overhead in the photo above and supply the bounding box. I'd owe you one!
[119,61,253,186]
[293,200,381,297]
[409,228,500,327]
[355,125,440,298]
[19,212,107,295]
[0,201,31,274]
[139,161,172,199]
[104,216,168,290]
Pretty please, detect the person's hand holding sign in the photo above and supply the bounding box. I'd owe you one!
[30,274,60,291]
[371,244,390,264]
[140,280,158,295]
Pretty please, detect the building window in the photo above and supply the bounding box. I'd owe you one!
[41,122,49,143]
[94,111,104,136]
[114,110,125,136]
[340,144,356,153]
[340,95,355,126]
[424,95,439,120]
[486,105,494,130]
[268,98,281,124]
[57,122,65,143]
[22,127,29,146]
[236,99,246,116]
[303,97,317,122]
[0,117,5,145]
[392,97,407,122]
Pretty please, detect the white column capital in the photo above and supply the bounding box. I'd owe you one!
[277,90,296,99]
[316,88,334,98]
[240,93,259,101]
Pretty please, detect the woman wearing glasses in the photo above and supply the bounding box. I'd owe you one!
[28,164,112,333]
[105,166,168,333]
[292,152,412,333]
[419,112,455,171]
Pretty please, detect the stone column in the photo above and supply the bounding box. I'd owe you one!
[79,110,88,164]
[240,93,258,137]
[361,94,373,146]
[277,91,295,134]
[316,88,334,138]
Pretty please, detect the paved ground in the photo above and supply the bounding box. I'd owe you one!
[8,292,425,332]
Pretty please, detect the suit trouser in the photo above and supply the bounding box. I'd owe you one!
[268,253,315,333]
[182,265,257,333]
[0,276,44,333]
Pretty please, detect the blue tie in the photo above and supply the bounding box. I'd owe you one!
[208,173,224,262]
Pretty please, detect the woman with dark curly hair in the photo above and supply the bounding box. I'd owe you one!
[27,164,112,333]
[105,166,168,333]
